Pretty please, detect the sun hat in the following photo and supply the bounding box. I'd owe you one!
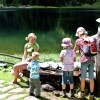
[75,27,88,37]
[96,18,100,23]
[61,38,72,47]
[32,52,39,57]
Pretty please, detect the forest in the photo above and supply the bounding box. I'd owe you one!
[0,0,98,7]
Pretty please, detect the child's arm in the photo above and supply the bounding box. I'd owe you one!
[74,57,76,62]
[27,63,31,71]
[73,49,76,62]
[74,43,79,54]
[37,69,42,73]
[59,50,64,62]
[60,57,63,62]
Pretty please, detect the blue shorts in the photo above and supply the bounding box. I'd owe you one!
[62,71,74,84]
[81,61,94,79]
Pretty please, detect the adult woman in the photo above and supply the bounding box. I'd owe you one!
[12,33,39,84]
[74,27,95,99]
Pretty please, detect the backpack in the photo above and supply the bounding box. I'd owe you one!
[82,37,97,56]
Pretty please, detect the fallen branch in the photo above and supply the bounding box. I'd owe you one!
[0,60,14,65]
[0,53,22,60]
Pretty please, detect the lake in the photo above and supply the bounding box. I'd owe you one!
[0,8,100,54]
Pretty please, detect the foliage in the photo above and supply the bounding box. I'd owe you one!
[0,0,98,7]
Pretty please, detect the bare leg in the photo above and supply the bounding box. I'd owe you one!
[70,84,74,89]
[62,84,66,90]
[90,79,94,93]
[81,78,85,92]
[18,75,24,81]
[13,62,28,83]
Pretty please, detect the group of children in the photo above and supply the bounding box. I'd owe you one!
[26,27,95,100]
[27,38,76,99]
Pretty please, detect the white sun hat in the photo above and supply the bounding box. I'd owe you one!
[75,27,88,37]
[32,52,39,57]
[96,18,100,23]
[61,38,72,47]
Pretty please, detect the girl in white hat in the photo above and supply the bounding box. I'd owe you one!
[74,27,95,99]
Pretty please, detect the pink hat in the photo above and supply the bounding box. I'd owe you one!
[75,27,87,36]
[61,38,72,47]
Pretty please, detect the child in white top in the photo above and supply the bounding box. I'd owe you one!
[59,37,76,98]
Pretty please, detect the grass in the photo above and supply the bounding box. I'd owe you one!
[0,53,100,99]
[0,29,75,54]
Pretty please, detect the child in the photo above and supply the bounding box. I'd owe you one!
[27,52,41,98]
[74,27,95,99]
[59,37,76,98]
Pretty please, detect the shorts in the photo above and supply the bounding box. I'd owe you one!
[81,61,94,79]
[62,71,74,84]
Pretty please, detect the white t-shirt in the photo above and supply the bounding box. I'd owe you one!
[59,49,75,71]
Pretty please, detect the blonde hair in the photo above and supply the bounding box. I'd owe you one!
[25,33,37,41]
[79,32,88,38]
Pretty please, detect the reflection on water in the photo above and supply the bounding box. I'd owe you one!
[0,8,100,54]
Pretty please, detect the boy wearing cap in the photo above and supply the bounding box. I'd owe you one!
[27,52,41,98]
[74,27,95,99]
[59,38,76,98]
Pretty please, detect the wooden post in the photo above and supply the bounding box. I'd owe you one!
[95,53,100,96]
[95,32,100,96]
[92,18,100,96]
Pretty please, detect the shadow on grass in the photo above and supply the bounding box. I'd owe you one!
[16,81,29,88]
[39,96,52,100]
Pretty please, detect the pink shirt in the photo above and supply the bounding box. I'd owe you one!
[75,38,95,63]
[59,49,75,71]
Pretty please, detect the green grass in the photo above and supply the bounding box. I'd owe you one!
[0,54,100,99]
[0,65,100,99]
[0,29,75,54]
[0,71,13,82]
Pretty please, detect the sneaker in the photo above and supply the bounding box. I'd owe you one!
[81,92,85,98]
[69,93,76,99]
[89,94,94,100]
[60,91,67,97]
[35,96,41,98]
[29,93,35,96]
[78,92,85,98]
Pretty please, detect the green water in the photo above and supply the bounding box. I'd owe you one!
[0,8,100,54]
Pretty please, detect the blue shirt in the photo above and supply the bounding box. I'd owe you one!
[27,60,40,80]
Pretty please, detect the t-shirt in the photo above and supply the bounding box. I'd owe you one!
[75,38,95,63]
[24,42,39,56]
[59,49,75,71]
[27,60,40,80]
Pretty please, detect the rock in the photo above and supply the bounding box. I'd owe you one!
[41,84,55,92]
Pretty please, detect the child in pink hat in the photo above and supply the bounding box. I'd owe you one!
[59,37,76,98]
[74,27,95,99]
